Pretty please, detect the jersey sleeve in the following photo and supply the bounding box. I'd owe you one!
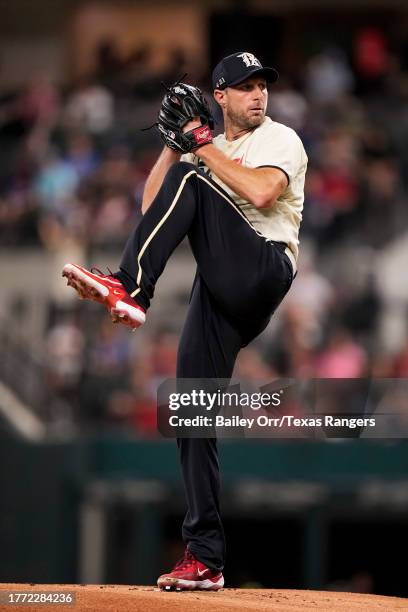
[250,126,304,185]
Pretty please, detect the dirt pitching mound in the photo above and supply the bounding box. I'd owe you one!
[1,584,408,612]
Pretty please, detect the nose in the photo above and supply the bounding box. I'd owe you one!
[252,86,264,100]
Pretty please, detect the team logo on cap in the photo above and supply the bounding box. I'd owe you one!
[238,52,261,68]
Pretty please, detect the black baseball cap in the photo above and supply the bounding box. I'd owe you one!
[212,51,279,90]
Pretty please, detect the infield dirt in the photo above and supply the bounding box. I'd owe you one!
[1,584,408,612]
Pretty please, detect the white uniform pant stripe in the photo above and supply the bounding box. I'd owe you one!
[130,170,196,297]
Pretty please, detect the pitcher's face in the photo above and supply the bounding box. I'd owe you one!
[216,76,268,131]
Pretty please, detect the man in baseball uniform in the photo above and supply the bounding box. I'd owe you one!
[63,51,308,590]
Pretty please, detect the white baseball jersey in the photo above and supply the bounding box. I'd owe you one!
[181,116,307,263]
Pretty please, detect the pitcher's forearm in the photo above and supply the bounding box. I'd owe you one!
[141,147,182,214]
[197,144,287,209]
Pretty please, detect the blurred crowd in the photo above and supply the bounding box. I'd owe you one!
[0,41,195,251]
[1,33,408,432]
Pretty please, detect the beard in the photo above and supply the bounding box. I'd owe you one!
[226,106,265,131]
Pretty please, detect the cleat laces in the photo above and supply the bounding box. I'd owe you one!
[90,267,115,278]
[174,549,195,571]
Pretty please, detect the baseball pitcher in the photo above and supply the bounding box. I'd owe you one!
[63,51,308,591]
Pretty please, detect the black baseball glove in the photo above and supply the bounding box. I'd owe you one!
[156,83,214,153]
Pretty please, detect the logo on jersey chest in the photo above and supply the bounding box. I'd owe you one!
[198,155,244,173]
[237,52,262,68]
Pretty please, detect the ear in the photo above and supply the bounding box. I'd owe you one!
[213,89,226,108]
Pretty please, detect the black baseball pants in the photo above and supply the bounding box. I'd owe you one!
[116,162,294,572]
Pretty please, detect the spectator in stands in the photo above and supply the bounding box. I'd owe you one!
[305,46,354,104]
[64,76,114,135]
[315,327,367,378]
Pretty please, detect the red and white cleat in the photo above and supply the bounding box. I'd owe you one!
[62,263,146,330]
[157,548,224,592]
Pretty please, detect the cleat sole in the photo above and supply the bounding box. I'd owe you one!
[62,264,109,303]
[158,575,224,592]
[63,263,145,331]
